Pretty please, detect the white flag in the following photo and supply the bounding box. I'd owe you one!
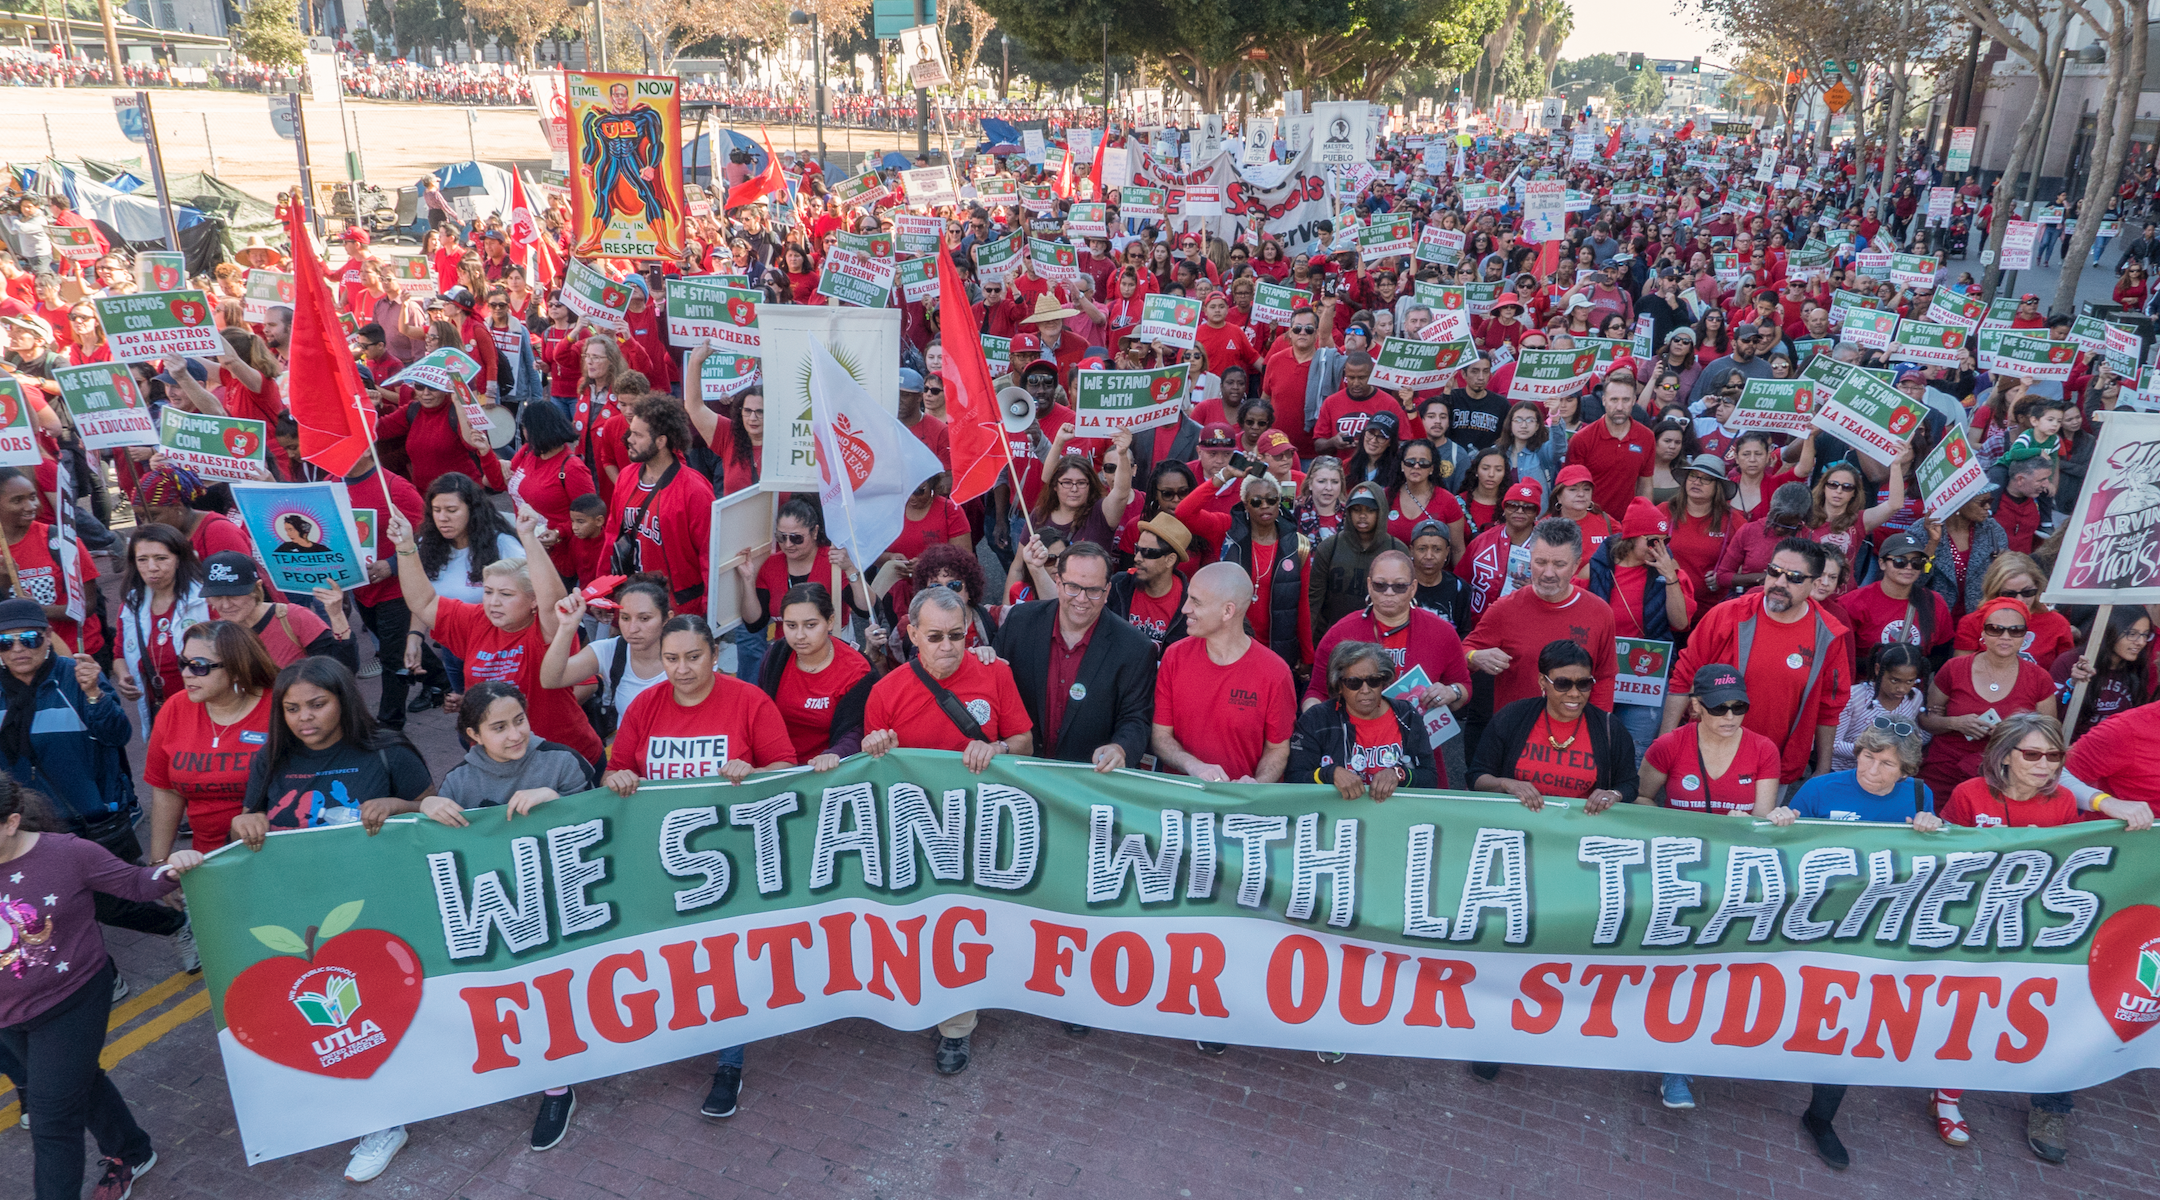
[808,337,945,570]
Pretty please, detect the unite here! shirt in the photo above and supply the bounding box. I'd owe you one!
[607,674,797,778]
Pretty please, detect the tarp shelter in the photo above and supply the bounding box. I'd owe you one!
[688,130,769,189]
[980,117,1021,145]
[164,172,282,257]
[879,151,912,171]
[428,161,516,223]
[31,160,206,244]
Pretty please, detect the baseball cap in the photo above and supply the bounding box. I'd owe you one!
[1256,429,1295,456]
[1366,410,1400,439]
[1554,463,1594,489]
[1408,517,1450,543]
[0,598,46,634]
[1734,321,1762,340]
[1879,531,1928,560]
[1010,331,1043,357]
[1504,478,1545,507]
[1691,663,1748,709]
[1891,362,1929,384]
[1620,498,1671,540]
[201,551,262,597]
[897,367,924,391]
[1198,421,1237,447]
[1347,482,1386,509]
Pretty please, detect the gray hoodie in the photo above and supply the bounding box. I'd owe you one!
[438,741,594,809]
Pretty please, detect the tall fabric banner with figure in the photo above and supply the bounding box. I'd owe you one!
[2045,410,2160,602]
[565,71,687,261]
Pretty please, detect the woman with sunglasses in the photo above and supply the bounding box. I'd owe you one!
[1918,597,2058,799]
[2050,606,2153,737]
[1805,456,1904,571]
[740,499,862,671]
[1175,468,1311,669]
[1470,638,1637,813]
[1290,639,1440,797]
[143,619,277,861]
[63,304,109,366]
[1949,552,2074,665]
[1385,437,1467,555]
[1830,644,1930,770]
[1233,397,1278,456]
[889,543,999,660]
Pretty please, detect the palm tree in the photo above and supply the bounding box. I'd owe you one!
[1532,0,1573,92]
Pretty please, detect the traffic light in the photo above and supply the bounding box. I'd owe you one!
[1629,53,1644,72]
[1690,56,1702,73]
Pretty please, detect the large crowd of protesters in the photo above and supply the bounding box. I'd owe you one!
[2,95,2160,1200]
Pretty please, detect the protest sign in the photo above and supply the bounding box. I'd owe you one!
[1370,338,1471,390]
[830,170,888,209]
[1071,363,1190,435]
[1181,185,1224,218]
[1357,216,1414,260]
[386,257,436,299]
[756,306,900,492]
[229,480,370,592]
[180,750,2160,1164]
[1382,666,1460,746]
[564,72,687,260]
[894,256,938,304]
[1886,320,1968,367]
[1505,347,1598,401]
[1918,423,1988,518]
[2066,314,2112,356]
[1888,253,1939,289]
[817,248,895,308]
[134,251,186,291]
[51,361,157,451]
[1631,315,1655,362]
[1028,239,1084,288]
[385,347,483,392]
[698,349,761,403]
[93,290,222,362]
[49,224,100,262]
[1522,180,1565,242]
[1925,290,1987,331]
[1251,281,1303,327]
[0,378,37,466]
[1839,309,1899,351]
[1415,226,1465,267]
[972,232,1024,284]
[1066,203,1109,240]
[241,270,295,325]
[1612,638,1672,707]
[1981,331,2078,382]
[1814,368,1925,465]
[559,258,633,331]
[981,335,1012,375]
[902,167,958,207]
[1463,281,1504,315]
[2046,410,2160,600]
[1727,379,1817,436]
[892,213,942,257]
[1136,293,1202,349]
[2104,323,2142,378]
[1120,186,1168,220]
[2000,221,2039,271]
[975,176,1019,203]
[667,276,763,351]
[159,407,269,481]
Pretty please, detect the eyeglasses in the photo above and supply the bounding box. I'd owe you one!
[1133,545,1176,560]
[918,629,970,644]
[1824,480,1856,492]
[1982,623,2029,638]
[1059,580,1108,601]
[2000,586,2041,600]
[2014,747,2066,763]
[1870,715,1916,738]
[776,531,808,546]
[1763,566,1817,585]
[1705,701,1750,716]
[1340,673,1395,691]
[1369,580,1412,594]
[1401,458,1434,469]
[180,658,224,677]
[1542,674,1595,693]
[1883,555,1926,570]
[0,632,45,652]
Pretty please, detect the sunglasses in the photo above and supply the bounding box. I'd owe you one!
[1290,325,1318,335]
[1503,502,1539,513]
[2000,586,2041,599]
[180,657,225,677]
[1763,566,1817,585]
[1543,674,1595,693]
[1982,623,2029,638]
[776,531,808,546]
[1704,701,1750,716]
[918,629,970,644]
[1883,555,1926,570]
[1200,439,1236,448]
[1156,486,1191,502]
[0,631,45,652]
[1245,497,1281,509]
[1369,580,1411,594]
[1870,715,1916,738]
[1133,545,1176,560]
[2015,747,2066,763]
[1824,480,1856,492]
[1340,673,1395,691]
[1401,458,1434,469]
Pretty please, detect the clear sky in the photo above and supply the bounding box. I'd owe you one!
[1558,0,1724,66]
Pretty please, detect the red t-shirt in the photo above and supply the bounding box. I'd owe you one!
[862,654,1032,751]
[1124,579,1182,651]
[1152,637,1297,779]
[892,496,970,561]
[1669,509,1740,594]
[1261,347,1317,457]
[1313,389,1399,448]
[775,644,873,761]
[1343,710,1407,783]
[143,692,273,852]
[1565,417,1658,517]
[7,522,100,653]
[1941,778,2081,829]
[608,674,796,777]
[1923,654,2056,783]
[1670,595,1853,783]
[1195,322,1260,376]
[1951,607,2077,665]
[1839,583,1953,652]
[1644,726,1781,814]
[433,601,604,763]
[1509,712,1601,798]
[1461,586,1619,710]
[1384,488,1465,544]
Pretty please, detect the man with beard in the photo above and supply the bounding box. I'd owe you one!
[599,395,714,611]
[1663,537,1852,790]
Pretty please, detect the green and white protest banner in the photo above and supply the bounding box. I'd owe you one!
[1612,637,1672,707]
[1066,203,1110,240]
[1459,181,1502,210]
[1357,215,1414,260]
[1022,184,1060,215]
[1119,186,1168,220]
[1814,367,1926,465]
[0,377,37,466]
[1784,244,1830,283]
[1979,331,2077,383]
[1790,337,1834,365]
[134,250,186,291]
[1505,347,1599,402]
[1072,363,1190,435]
[384,347,483,392]
[667,276,762,351]
[1631,315,1655,362]
[698,349,761,403]
[2066,314,2112,356]
[179,750,2160,1164]
[51,360,158,451]
[1839,309,1898,351]
[559,259,633,331]
[1575,337,1630,377]
[1886,320,1968,368]
[830,169,888,209]
[241,269,295,325]
[982,335,1012,375]
[1252,281,1303,327]
[902,166,958,208]
[159,407,268,481]
[1925,290,1988,331]
[1028,239,1084,288]
[386,256,436,299]
[1853,250,1891,280]
[49,224,100,262]
[1888,252,1939,289]
[973,231,1024,284]
[833,231,893,260]
[2103,324,2142,378]
[817,248,895,308]
[1464,281,1504,315]
[1371,337,1471,390]
[1728,378,1817,437]
[93,290,222,362]
[892,214,942,257]
[975,175,1019,203]
[1136,293,1202,349]
[1415,226,1464,267]
[1918,423,1988,517]
[894,256,938,305]
[1413,285,1469,342]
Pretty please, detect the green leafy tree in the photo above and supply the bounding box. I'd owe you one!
[235,0,308,66]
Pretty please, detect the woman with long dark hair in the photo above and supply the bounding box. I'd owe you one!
[143,619,277,860]
[2053,606,2155,737]
[415,472,523,707]
[762,583,875,769]
[508,399,593,585]
[113,523,206,725]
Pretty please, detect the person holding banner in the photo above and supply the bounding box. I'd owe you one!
[1470,637,1637,817]
[1289,639,1441,796]
[142,618,277,863]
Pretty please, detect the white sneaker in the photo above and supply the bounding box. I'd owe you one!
[111,973,129,1003]
[344,1126,408,1182]
[173,916,200,974]
[358,657,383,679]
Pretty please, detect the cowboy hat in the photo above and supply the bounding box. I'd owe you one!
[1018,293,1079,324]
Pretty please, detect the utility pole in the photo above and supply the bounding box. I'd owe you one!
[96,0,120,84]
[136,92,182,251]
[915,0,931,159]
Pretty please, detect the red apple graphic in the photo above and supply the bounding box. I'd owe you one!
[2086,904,2160,1043]
[0,393,17,431]
[825,414,876,489]
[601,286,626,310]
[1175,306,1196,326]
[222,901,424,1080]
[1150,375,1181,405]
[1946,439,1969,468]
[169,297,206,326]
[1887,406,1918,436]
[1944,331,1965,349]
[224,427,257,458]
[727,298,756,326]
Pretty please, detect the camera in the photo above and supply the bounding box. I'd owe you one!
[1227,452,1269,477]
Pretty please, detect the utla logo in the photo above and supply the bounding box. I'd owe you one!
[1174,304,1197,326]
[223,900,423,1079]
[1945,436,1970,468]
[1148,373,1182,405]
[1886,404,1920,437]
[169,296,206,326]
[224,426,257,458]
[823,413,876,490]
[600,285,628,311]
[726,297,756,327]
[0,393,18,431]
[2087,904,2160,1041]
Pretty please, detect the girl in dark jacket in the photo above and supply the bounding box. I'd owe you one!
[1289,641,1441,796]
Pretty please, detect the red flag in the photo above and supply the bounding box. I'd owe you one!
[1604,125,1622,160]
[935,236,1007,504]
[725,129,787,211]
[1051,143,1075,201]
[282,199,376,478]
[1676,119,1695,141]
[1087,127,1113,200]
[1533,237,1562,282]
[506,170,541,277]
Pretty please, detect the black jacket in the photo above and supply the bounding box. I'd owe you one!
[757,643,875,757]
[992,599,1156,764]
[1469,697,1639,799]
[1287,695,1441,788]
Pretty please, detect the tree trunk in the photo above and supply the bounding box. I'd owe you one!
[1979,62,2056,299]
[2052,26,2140,311]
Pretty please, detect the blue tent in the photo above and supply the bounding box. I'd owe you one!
[979,117,1020,145]
[879,151,913,171]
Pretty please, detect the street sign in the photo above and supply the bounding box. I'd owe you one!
[872,0,935,39]
[1824,82,1853,113]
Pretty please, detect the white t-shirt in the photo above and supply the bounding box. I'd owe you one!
[430,533,525,604]
[591,638,666,717]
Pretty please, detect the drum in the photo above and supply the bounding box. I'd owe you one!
[482,403,517,448]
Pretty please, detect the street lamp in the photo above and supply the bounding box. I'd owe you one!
[790,9,826,171]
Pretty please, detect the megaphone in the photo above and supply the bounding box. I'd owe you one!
[998,385,1037,433]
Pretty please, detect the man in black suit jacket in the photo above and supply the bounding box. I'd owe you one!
[993,540,1156,770]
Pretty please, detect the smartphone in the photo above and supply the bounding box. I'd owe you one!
[1227,452,1267,476]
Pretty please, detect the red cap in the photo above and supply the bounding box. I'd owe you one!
[1256,429,1294,456]
[1505,478,1544,506]
[1555,463,1595,489]
[1198,421,1237,447]
[1603,353,1638,379]
[342,228,370,245]
[1010,331,1043,356]
[1620,498,1671,539]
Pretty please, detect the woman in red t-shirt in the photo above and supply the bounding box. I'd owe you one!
[1638,668,1780,815]
[780,244,823,306]
[1918,597,2058,798]
[1948,553,2076,665]
[879,479,971,582]
[758,583,874,768]
[1470,640,1636,809]
[0,468,101,654]
[145,620,277,859]
[507,400,595,585]
[604,614,797,793]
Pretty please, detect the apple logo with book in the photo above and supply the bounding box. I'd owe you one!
[223,900,423,1079]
